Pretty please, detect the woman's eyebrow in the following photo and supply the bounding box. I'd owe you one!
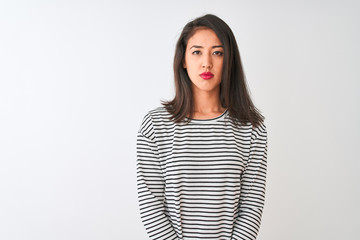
[190,45,203,49]
[190,45,224,49]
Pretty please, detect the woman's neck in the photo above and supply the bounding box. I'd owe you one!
[192,89,225,114]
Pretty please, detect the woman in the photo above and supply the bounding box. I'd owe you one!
[137,14,267,240]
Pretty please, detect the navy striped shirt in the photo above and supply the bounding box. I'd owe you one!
[137,106,268,240]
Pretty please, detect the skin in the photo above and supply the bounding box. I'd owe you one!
[183,28,227,119]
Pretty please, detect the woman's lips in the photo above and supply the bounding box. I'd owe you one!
[200,72,214,80]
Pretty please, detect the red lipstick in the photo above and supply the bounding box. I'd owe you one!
[200,72,214,80]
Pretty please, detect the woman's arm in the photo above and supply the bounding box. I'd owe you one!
[232,124,268,240]
[136,114,179,240]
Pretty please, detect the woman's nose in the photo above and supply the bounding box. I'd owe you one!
[202,54,212,70]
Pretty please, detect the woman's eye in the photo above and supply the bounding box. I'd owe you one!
[192,50,201,55]
[213,51,224,56]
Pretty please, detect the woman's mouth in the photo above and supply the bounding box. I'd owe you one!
[200,72,214,80]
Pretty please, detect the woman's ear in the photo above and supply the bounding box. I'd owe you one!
[183,60,187,69]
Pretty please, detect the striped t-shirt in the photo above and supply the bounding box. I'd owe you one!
[136,106,268,240]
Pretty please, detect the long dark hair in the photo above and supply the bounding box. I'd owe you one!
[161,14,264,127]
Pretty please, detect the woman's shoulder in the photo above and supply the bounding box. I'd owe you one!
[147,105,169,116]
[250,120,267,141]
[138,106,174,140]
[142,105,171,122]
[139,106,171,128]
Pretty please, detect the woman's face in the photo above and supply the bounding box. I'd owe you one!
[183,28,224,95]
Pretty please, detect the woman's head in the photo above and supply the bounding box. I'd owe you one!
[162,14,264,127]
[183,27,224,97]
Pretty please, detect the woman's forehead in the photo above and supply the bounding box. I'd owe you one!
[187,28,222,46]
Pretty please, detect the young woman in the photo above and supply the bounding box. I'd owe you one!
[136,14,268,240]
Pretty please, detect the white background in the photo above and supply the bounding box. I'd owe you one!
[1,0,359,239]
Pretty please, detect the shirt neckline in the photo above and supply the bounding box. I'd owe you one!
[186,109,228,122]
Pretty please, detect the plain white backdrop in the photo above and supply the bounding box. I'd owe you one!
[1,0,359,239]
